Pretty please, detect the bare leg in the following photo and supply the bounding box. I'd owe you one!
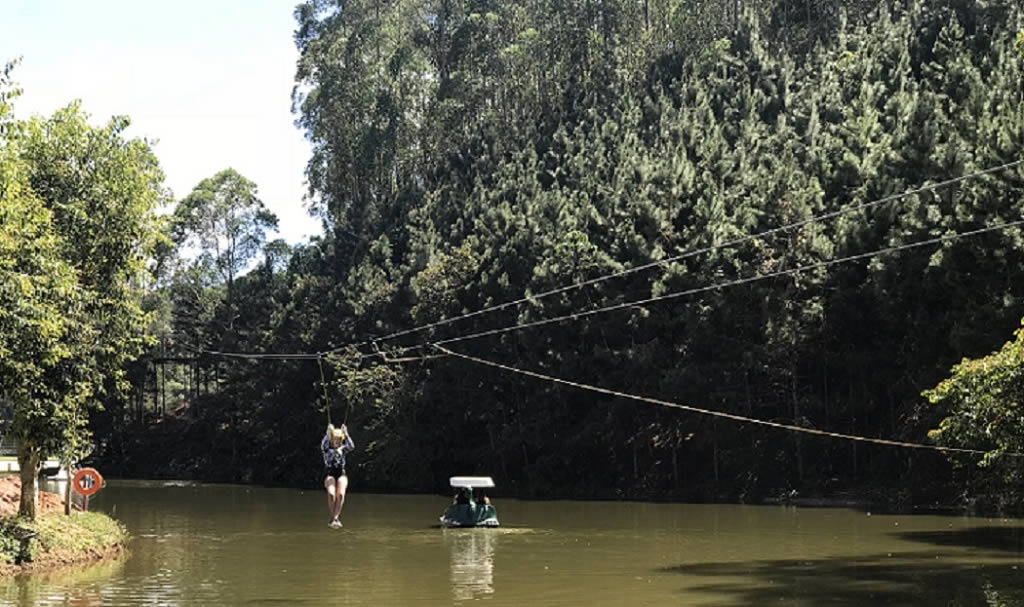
[331,475,348,522]
[324,476,337,521]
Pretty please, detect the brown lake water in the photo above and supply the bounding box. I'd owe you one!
[3,480,1024,606]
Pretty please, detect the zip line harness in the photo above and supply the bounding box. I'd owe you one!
[317,355,333,426]
[317,354,353,426]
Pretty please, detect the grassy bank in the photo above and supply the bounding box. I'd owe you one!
[0,512,128,575]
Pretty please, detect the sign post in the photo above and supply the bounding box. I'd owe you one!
[71,468,103,511]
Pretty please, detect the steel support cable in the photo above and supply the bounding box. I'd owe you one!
[195,217,1024,363]
[391,218,1024,353]
[434,345,1024,458]
[183,343,322,360]
[338,159,1022,352]
[192,161,1024,362]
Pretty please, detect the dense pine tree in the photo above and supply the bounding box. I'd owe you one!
[98,0,1024,510]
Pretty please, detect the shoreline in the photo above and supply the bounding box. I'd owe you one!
[0,543,127,578]
[99,475,984,517]
[0,477,128,578]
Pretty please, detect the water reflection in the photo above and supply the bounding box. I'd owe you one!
[7,483,1024,606]
[1,552,126,607]
[445,529,498,601]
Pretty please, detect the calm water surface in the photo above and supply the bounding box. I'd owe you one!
[3,480,1024,606]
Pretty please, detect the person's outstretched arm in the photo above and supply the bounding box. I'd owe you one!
[321,434,333,464]
[341,424,355,452]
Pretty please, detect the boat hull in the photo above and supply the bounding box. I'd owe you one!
[440,503,500,528]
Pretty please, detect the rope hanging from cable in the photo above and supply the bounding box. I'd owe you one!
[317,355,331,426]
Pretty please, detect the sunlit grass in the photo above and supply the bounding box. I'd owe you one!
[0,512,128,566]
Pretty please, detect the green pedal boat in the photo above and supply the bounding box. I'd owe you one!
[440,476,500,528]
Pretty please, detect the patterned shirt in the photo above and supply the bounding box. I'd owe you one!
[321,430,355,469]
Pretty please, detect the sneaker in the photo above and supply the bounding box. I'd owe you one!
[329,519,342,529]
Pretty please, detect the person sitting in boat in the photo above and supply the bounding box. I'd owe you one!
[454,487,471,505]
[475,491,490,506]
[321,423,355,528]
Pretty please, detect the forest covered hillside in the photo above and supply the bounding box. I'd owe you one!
[92,0,1024,511]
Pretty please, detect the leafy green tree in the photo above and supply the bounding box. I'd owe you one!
[103,0,1024,507]
[925,319,1024,507]
[0,96,84,518]
[173,168,278,311]
[2,97,165,518]
[1,67,96,518]
[22,102,166,398]
[277,0,1024,500]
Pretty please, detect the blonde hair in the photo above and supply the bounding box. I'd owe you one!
[327,424,345,447]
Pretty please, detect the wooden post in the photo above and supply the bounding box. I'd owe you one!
[64,464,72,516]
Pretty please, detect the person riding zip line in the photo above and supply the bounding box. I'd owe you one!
[321,423,355,528]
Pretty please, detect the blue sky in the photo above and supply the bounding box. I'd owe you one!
[0,0,321,244]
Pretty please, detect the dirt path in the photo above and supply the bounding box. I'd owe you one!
[0,476,65,517]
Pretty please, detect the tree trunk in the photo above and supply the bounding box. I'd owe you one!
[17,440,41,520]
[632,443,639,483]
[160,361,166,417]
[712,429,720,485]
[712,436,720,483]
[63,460,73,516]
[672,445,679,490]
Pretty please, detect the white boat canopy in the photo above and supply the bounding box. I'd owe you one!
[449,476,495,488]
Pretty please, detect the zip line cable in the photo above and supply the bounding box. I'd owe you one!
[184,342,321,360]
[434,345,1024,458]
[342,159,1023,351]
[191,161,1024,362]
[191,216,1024,363]
[381,218,1024,354]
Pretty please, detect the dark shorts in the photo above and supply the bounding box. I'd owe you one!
[325,464,346,479]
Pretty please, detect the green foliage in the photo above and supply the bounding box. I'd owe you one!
[174,168,279,300]
[0,59,22,139]
[925,319,1024,499]
[21,104,166,400]
[410,242,481,325]
[1,77,165,515]
[0,92,88,484]
[0,512,128,565]
[325,349,400,420]
[106,0,1024,508]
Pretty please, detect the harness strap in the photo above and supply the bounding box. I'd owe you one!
[317,355,331,426]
